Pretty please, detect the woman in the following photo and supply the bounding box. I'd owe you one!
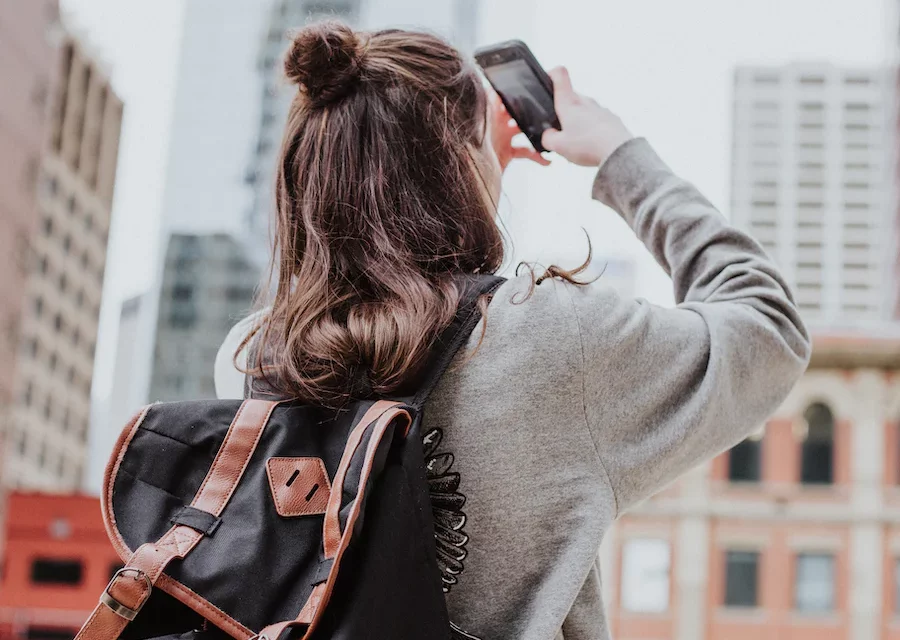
[215,22,810,640]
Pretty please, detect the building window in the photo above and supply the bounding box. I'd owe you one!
[43,216,53,236]
[729,434,762,482]
[800,403,834,485]
[621,538,670,613]
[724,550,759,607]
[30,558,83,586]
[171,284,193,301]
[25,627,77,640]
[795,553,835,613]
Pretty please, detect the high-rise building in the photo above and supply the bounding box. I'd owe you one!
[602,334,900,640]
[244,0,481,267]
[148,234,260,403]
[118,0,270,429]
[0,0,60,476]
[731,64,893,330]
[2,32,123,492]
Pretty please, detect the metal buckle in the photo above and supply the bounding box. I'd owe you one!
[100,567,153,621]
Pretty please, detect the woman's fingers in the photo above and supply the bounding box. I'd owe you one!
[511,146,551,166]
[547,66,577,105]
[541,127,563,153]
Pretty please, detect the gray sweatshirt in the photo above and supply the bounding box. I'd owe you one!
[214,138,811,640]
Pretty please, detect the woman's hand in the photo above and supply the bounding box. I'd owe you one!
[541,67,634,167]
[489,92,551,173]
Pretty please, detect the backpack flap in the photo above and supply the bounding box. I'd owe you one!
[91,399,412,640]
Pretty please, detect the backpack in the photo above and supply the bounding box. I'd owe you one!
[76,275,504,640]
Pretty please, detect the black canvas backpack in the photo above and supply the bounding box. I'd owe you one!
[75,275,503,640]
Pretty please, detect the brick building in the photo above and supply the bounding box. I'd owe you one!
[0,493,118,639]
[601,333,900,640]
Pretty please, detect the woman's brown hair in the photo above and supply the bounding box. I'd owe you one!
[239,21,504,407]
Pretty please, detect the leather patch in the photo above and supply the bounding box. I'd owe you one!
[266,457,332,518]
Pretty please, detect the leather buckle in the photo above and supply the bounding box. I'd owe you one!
[100,568,152,621]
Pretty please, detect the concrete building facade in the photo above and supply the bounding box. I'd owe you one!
[602,335,900,640]
[2,33,123,492]
[148,234,260,403]
[0,0,61,473]
[731,64,894,330]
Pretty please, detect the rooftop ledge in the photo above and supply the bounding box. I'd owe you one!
[810,329,900,369]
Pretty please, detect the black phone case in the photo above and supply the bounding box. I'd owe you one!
[474,40,560,153]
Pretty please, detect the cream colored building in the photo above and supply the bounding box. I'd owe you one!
[2,34,123,492]
[602,334,900,640]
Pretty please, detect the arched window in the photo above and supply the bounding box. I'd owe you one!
[728,429,763,483]
[800,403,834,485]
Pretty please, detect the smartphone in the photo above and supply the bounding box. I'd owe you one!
[474,40,560,153]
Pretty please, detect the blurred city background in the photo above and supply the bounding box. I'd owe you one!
[1,0,898,638]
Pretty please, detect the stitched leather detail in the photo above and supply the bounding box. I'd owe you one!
[103,405,153,561]
[155,527,201,557]
[266,458,331,518]
[157,575,254,640]
[257,406,412,640]
[192,400,277,516]
[323,400,399,557]
[79,400,277,640]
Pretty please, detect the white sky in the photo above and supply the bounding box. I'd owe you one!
[60,0,891,402]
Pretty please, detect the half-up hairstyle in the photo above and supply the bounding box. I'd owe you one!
[240,21,503,407]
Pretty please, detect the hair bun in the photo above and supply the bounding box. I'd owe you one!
[285,21,363,107]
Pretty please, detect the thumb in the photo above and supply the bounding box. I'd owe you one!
[541,127,564,152]
[548,66,576,105]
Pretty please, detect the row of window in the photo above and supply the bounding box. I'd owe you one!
[21,338,94,395]
[724,550,835,612]
[729,403,834,484]
[33,296,96,353]
[620,540,841,615]
[746,122,879,133]
[41,215,106,281]
[750,75,874,86]
[22,557,123,586]
[10,438,83,485]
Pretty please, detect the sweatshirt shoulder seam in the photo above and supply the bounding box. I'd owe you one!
[561,283,620,518]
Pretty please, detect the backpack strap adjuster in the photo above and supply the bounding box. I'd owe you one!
[100,568,152,621]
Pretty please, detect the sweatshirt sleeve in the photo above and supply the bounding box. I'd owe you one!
[570,138,811,516]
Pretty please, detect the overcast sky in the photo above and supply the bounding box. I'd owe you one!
[60,0,891,401]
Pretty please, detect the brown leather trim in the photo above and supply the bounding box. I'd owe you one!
[193,399,278,516]
[84,399,277,640]
[322,400,400,557]
[103,405,152,561]
[256,407,412,640]
[157,575,254,640]
[302,407,412,636]
[266,457,331,518]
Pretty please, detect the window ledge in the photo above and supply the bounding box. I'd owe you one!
[715,607,768,623]
[789,612,841,625]
[618,610,671,620]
